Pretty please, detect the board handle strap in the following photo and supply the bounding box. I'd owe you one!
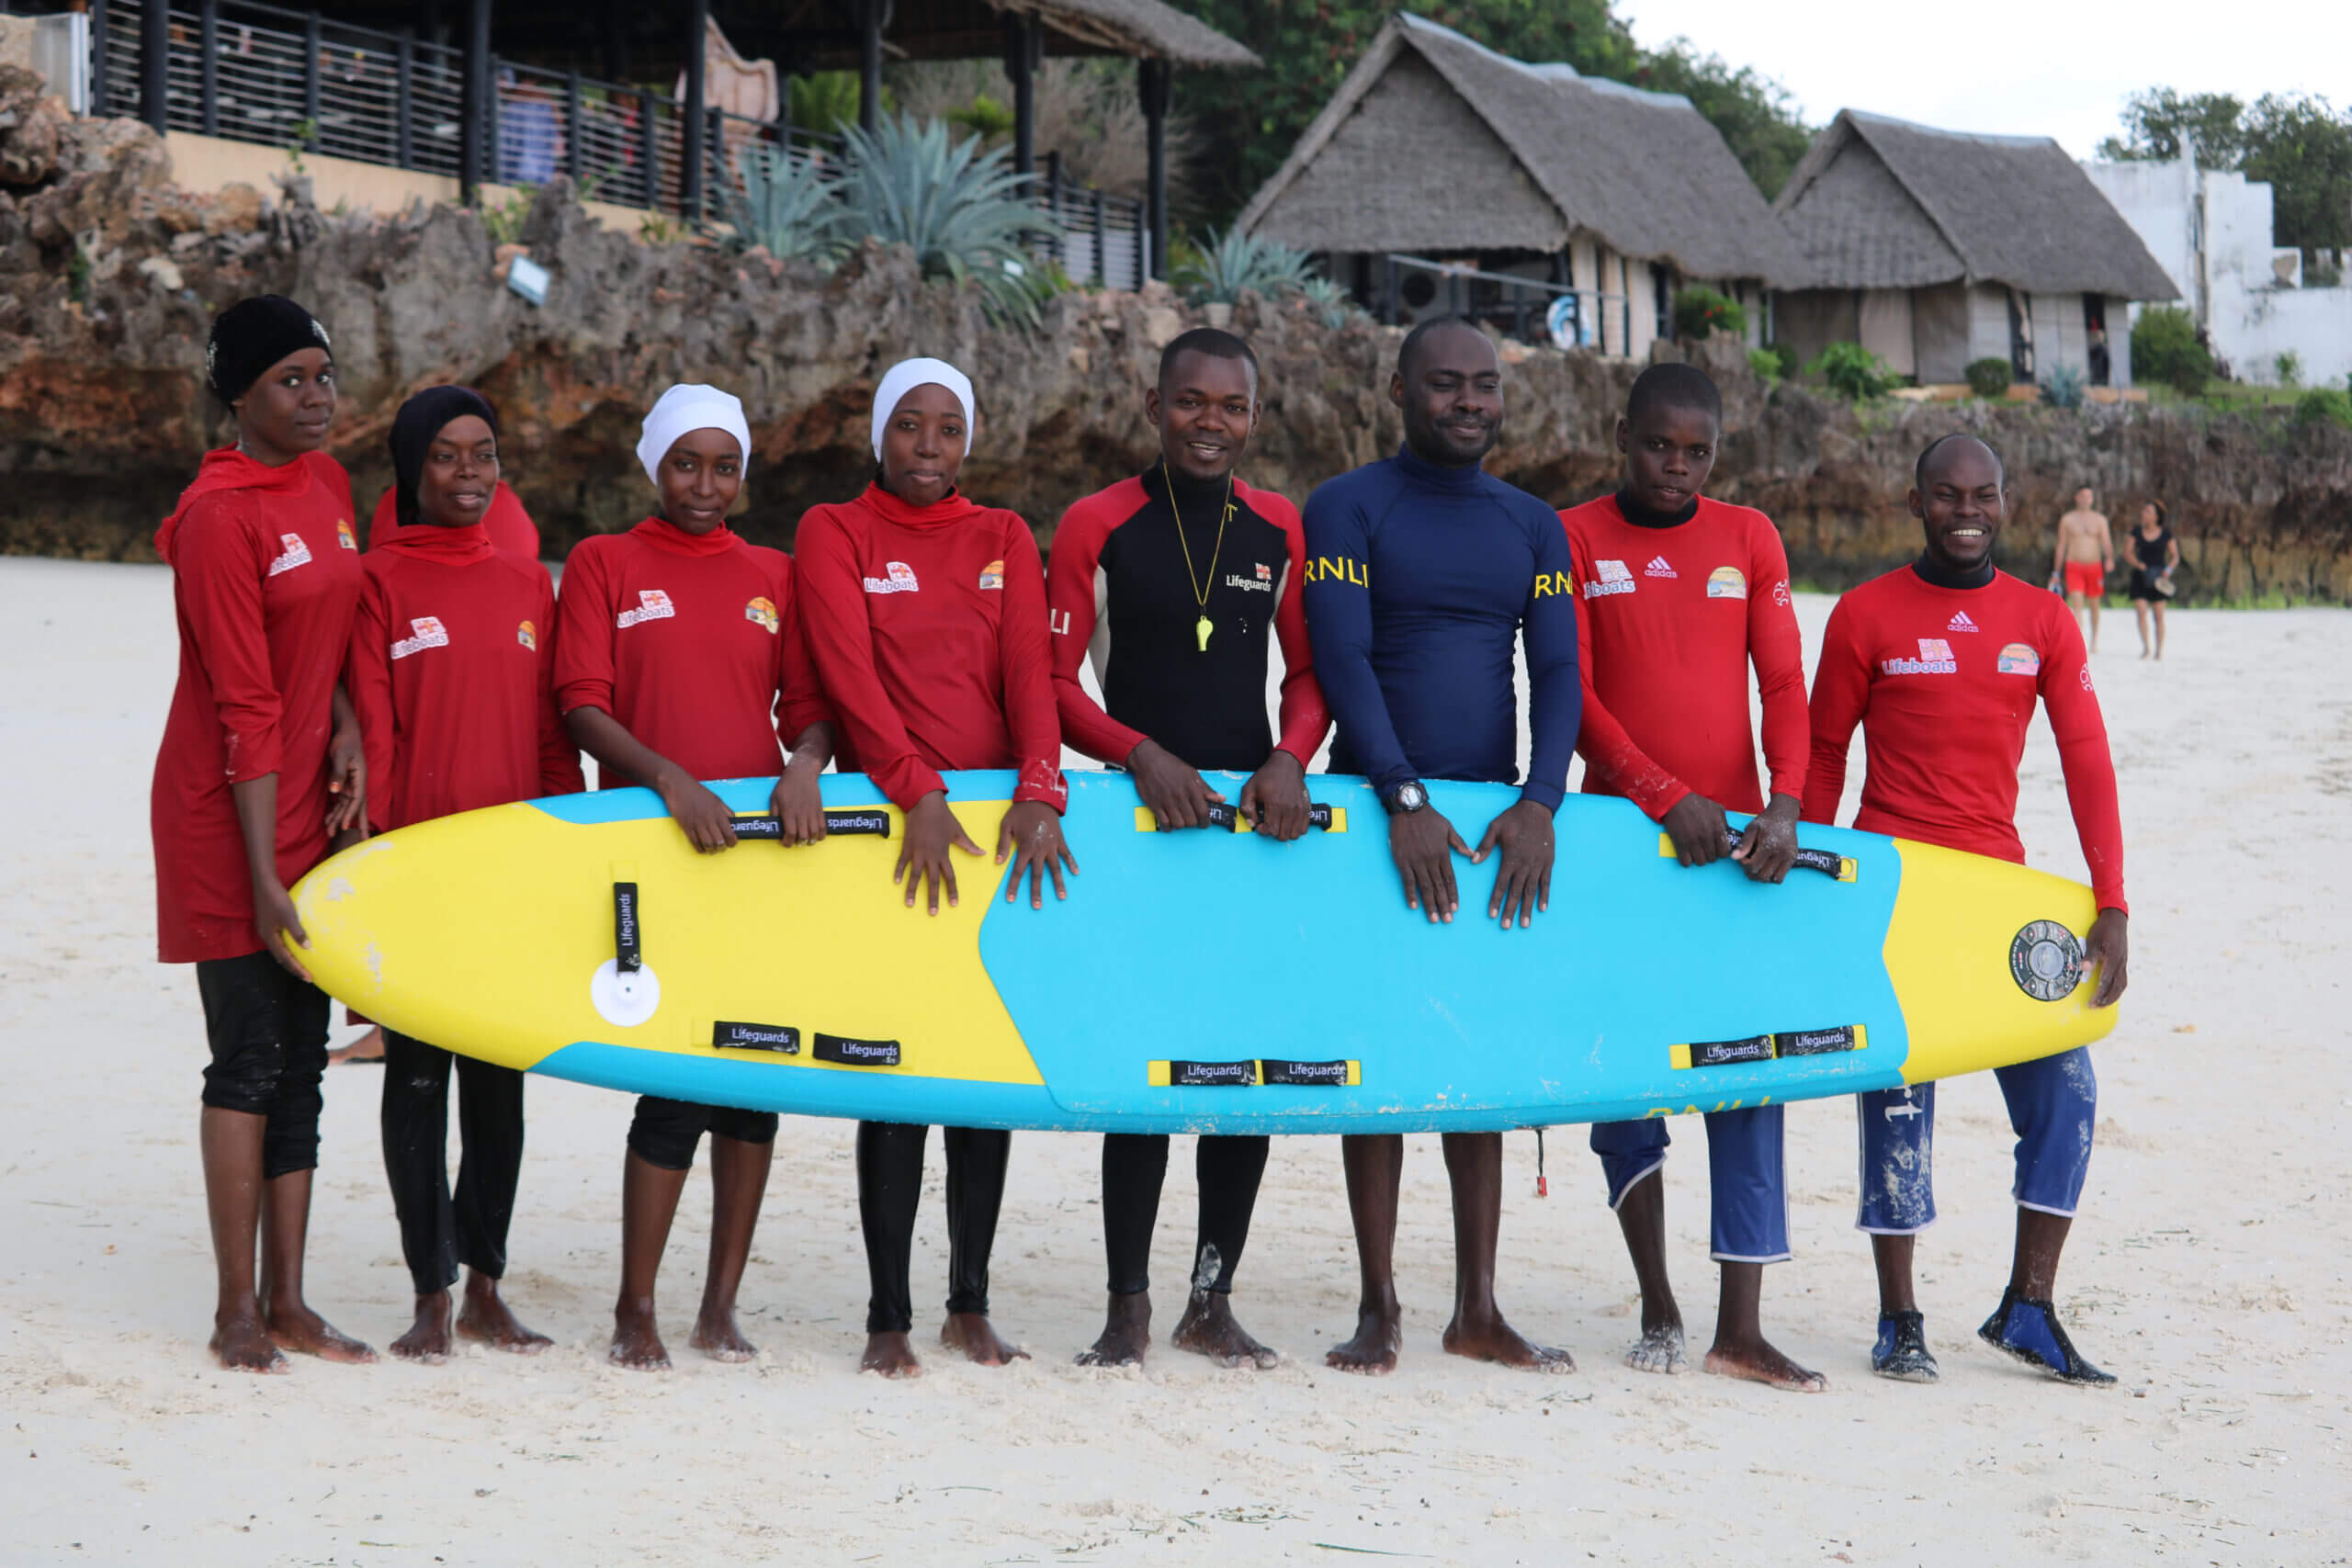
[1721,826,1856,882]
[729,808,893,840]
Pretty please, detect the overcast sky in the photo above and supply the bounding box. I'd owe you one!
[1614,0,2352,161]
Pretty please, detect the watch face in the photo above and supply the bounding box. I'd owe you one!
[1392,782,1427,813]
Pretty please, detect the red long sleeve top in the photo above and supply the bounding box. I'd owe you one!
[793,483,1066,812]
[347,523,583,831]
[1802,565,2127,913]
[551,517,827,787]
[1047,471,1329,772]
[151,447,364,962]
[1560,493,1807,818]
[366,479,541,558]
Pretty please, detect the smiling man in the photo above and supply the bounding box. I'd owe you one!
[1561,363,1820,1392]
[1805,434,2130,1386]
[1048,328,1331,1371]
[1302,315,1581,1376]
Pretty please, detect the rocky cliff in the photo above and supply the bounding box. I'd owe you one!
[5,90,2348,602]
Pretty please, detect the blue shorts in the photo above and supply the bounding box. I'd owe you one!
[1855,1047,2097,1234]
[1590,1105,1789,1264]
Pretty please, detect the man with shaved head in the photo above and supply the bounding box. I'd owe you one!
[1804,433,2131,1385]
[1301,316,1582,1375]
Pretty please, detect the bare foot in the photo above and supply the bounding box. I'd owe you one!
[210,1303,290,1374]
[1443,1310,1573,1374]
[1325,1303,1403,1375]
[1704,1334,1827,1392]
[1625,1320,1689,1374]
[609,1297,671,1371]
[689,1305,758,1364]
[265,1302,377,1365]
[329,1026,385,1066]
[862,1330,922,1378]
[1075,1292,1151,1368]
[456,1274,550,1356]
[1171,1290,1278,1370]
[391,1289,455,1364]
[941,1312,1027,1367]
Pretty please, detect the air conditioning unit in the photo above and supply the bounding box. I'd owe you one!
[27,12,92,114]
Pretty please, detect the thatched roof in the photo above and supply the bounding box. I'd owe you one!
[1773,111,2178,299]
[1004,0,1258,67]
[1235,16,1794,282]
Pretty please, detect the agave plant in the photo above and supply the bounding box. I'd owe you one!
[2039,362,2088,411]
[1297,274,1358,332]
[1175,227,1316,306]
[835,113,1060,330]
[721,142,845,264]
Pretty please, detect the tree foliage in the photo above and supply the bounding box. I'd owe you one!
[2100,89,2352,256]
[1170,0,1809,226]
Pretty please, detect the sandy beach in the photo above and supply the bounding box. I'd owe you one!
[2,555,2346,1566]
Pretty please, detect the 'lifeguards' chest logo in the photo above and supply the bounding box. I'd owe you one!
[744,596,780,633]
[1305,556,1367,586]
[863,561,921,594]
[335,518,357,551]
[616,590,675,628]
[1880,637,1958,676]
[266,533,313,576]
[978,559,1005,591]
[1707,566,1747,600]
[1223,562,1275,593]
[1996,641,2040,676]
[390,615,450,660]
[1582,558,1635,599]
[516,619,537,650]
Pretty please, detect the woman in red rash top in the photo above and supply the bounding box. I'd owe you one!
[794,355,1075,1379]
[553,383,835,1371]
[152,295,375,1372]
[348,386,584,1363]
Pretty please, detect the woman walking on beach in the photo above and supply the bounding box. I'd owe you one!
[793,356,1076,1378]
[152,295,376,1372]
[552,383,834,1371]
[2129,501,2179,660]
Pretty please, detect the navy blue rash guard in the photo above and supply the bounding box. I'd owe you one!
[1302,446,1581,809]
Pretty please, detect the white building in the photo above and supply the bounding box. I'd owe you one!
[2083,158,2352,388]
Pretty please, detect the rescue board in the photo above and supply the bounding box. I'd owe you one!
[288,771,2116,1133]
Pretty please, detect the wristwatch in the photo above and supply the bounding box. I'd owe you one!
[1382,780,1429,816]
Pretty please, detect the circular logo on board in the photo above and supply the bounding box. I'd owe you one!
[2008,920,2084,1001]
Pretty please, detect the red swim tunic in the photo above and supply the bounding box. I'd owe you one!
[151,447,364,962]
[347,522,583,831]
[1047,471,1329,772]
[793,483,1066,812]
[1560,493,1807,818]
[551,516,826,786]
[1802,565,2127,913]
[365,479,541,558]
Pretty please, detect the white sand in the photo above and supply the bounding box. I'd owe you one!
[1,557,2346,1565]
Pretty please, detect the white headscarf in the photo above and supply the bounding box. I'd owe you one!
[636,383,752,489]
[870,356,976,461]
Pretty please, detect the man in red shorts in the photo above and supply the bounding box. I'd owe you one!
[2050,486,2111,652]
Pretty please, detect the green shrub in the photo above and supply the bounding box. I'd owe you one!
[835,113,1058,330]
[1174,226,1315,306]
[721,144,843,264]
[2293,386,2352,428]
[787,72,885,138]
[2132,306,2212,395]
[1805,340,1896,400]
[2040,363,2088,410]
[2274,350,2302,387]
[1761,342,1801,380]
[1964,357,2012,399]
[1747,345,1783,384]
[1672,287,1747,340]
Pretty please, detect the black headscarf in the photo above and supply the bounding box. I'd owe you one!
[206,295,331,404]
[390,386,500,526]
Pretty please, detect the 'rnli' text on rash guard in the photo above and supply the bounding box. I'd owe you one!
[1301,446,1579,807]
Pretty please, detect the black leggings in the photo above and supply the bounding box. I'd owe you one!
[856,1122,1010,1335]
[1102,1134,1270,1297]
[380,1030,525,1297]
[195,951,330,1179]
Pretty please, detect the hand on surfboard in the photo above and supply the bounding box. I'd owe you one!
[769,762,829,847]
[1476,799,1555,930]
[1390,807,1468,923]
[1127,739,1223,830]
[1239,750,1313,842]
[657,772,741,853]
[1727,795,1804,885]
[997,801,1078,910]
[899,791,982,913]
[254,874,312,982]
[324,713,368,838]
[2086,908,2130,1008]
[1659,793,1736,869]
